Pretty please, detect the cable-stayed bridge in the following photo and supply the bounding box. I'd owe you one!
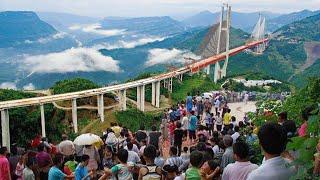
[0,4,267,151]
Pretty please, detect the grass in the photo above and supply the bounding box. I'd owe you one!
[114,108,162,132]
[171,73,220,104]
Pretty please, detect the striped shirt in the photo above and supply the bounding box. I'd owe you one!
[165,156,184,168]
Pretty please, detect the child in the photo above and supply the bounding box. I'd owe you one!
[139,139,147,157]
[215,112,223,132]
[138,145,162,179]
[168,120,176,146]
[101,149,133,180]
[180,147,190,162]
[75,154,92,180]
[200,160,220,180]
[186,150,204,180]
[64,155,78,172]
[102,146,114,169]
[15,155,24,180]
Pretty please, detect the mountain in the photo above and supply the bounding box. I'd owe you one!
[182,10,281,32]
[100,16,187,36]
[228,13,320,87]
[268,9,320,32]
[0,11,57,47]
[37,12,100,31]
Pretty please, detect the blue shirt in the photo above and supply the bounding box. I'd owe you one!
[189,115,198,131]
[75,164,90,180]
[48,166,66,180]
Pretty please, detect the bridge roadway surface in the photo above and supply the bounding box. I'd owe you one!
[0,39,267,110]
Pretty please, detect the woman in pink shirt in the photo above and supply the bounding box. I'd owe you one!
[0,147,11,180]
[298,107,313,137]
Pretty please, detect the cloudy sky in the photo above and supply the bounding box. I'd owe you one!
[1,0,319,18]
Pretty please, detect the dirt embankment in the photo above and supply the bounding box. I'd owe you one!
[300,42,320,72]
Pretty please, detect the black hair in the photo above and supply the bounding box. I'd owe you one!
[143,145,157,160]
[278,112,287,120]
[227,109,231,113]
[170,146,178,156]
[223,135,233,147]
[25,158,34,168]
[53,153,64,165]
[127,142,133,150]
[258,122,287,155]
[233,141,249,160]
[151,125,157,131]
[207,160,219,170]
[176,121,182,128]
[81,154,90,162]
[231,116,236,122]
[117,149,128,163]
[0,146,7,154]
[163,164,178,173]
[183,147,188,152]
[190,150,203,168]
[141,139,147,144]
[234,126,240,132]
[37,143,45,152]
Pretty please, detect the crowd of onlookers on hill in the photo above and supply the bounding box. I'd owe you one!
[0,91,319,180]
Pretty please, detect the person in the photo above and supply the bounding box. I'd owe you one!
[83,145,100,172]
[102,149,133,180]
[186,150,203,180]
[278,112,296,138]
[220,135,234,170]
[136,125,148,144]
[139,139,147,157]
[174,122,184,156]
[0,146,11,180]
[75,154,92,180]
[298,107,313,137]
[188,111,198,144]
[102,146,114,169]
[23,158,35,180]
[9,145,19,180]
[215,112,223,132]
[180,147,190,162]
[154,150,165,168]
[200,159,220,180]
[48,153,74,180]
[214,98,220,115]
[223,109,231,130]
[231,116,237,128]
[231,126,240,143]
[210,137,220,155]
[15,155,25,180]
[126,142,141,164]
[181,113,189,138]
[162,164,180,180]
[247,123,294,180]
[124,139,140,154]
[64,155,78,173]
[138,145,162,180]
[186,93,193,112]
[168,120,176,146]
[246,128,257,144]
[111,123,122,137]
[148,126,161,150]
[36,143,52,180]
[244,93,249,104]
[222,141,258,180]
[58,134,75,157]
[165,147,184,170]
[204,111,213,135]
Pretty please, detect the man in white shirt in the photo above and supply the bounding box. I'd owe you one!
[247,123,295,180]
[222,141,258,180]
[231,126,240,143]
[58,134,75,157]
[126,142,140,164]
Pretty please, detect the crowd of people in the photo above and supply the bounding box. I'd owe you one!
[0,91,319,180]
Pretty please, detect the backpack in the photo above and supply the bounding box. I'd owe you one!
[142,165,161,180]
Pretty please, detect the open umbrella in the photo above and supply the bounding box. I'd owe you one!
[73,133,103,146]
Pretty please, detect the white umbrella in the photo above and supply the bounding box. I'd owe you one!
[73,133,103,146]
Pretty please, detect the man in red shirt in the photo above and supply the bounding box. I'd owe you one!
[0,146,11,180]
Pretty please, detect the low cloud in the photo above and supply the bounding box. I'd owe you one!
[70,23,126,37]
[24,32,67,44]
[0,82,17,90]
[23,47,121,74]
[94,36,166,50]
[23,83,36,90]
[145,48,200,67]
